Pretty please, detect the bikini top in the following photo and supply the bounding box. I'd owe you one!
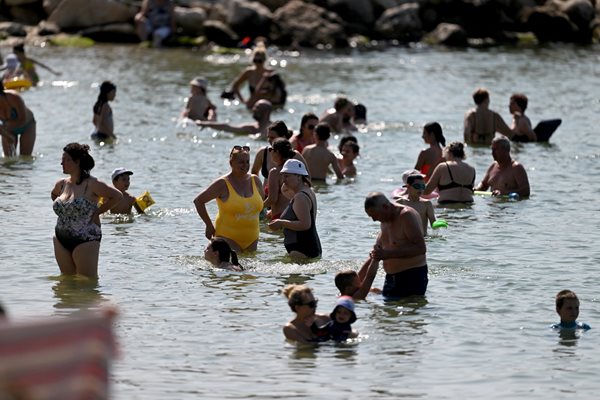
[437,162,475,191]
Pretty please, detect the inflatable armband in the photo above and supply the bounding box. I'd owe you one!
[134,191,155,213]
[432,219,448,229]
[4,76,33,91]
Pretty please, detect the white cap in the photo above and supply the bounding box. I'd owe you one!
[401,169,423,185]
[190,77,207,90]
[280,159,309,176]
[111,167,133,181]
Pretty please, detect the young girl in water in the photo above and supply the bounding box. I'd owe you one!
[204,238,243,272]
[414,122,445,182]
[92,81,117,141]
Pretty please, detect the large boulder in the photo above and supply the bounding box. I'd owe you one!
[326,0,375,28]
[271,0,348,47]
[227,0,273,38]
[424,22,468,46]
[43,0,62,16]
[9,4,45,25]
[203,19,240,47]
[374,3,423,41]
[175,6,207,37]
[48,0,137,30]
[5,0,38,5]
[522,0,593,42]
[36,20,61,36]
[253,0,289,11]
[0,21,27,37]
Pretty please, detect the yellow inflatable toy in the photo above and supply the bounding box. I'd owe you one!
[134,191,155,213]
[4,76,33,91]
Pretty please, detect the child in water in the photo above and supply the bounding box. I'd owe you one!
[204,238,243,272]
[338,140,359,177]
[109,168,137,214]
[323,296,358,341]
[13,43,61,86]
[335,255,381,301]
[182,77,216,122]
[395,173,436,236]
[92,81,117,141]
[1,54,25,83]
[551,290,591,330]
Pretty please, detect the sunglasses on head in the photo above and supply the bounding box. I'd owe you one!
[230,145,250,155]
[411,183,426,190]
[299,299,318,308]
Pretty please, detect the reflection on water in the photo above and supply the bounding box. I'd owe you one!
[50,275,106,313]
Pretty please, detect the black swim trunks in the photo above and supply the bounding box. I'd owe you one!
[382,265,428,299]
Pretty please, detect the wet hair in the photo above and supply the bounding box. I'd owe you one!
[472,88,489,105]
[93,81,116,115]
[282,284,313,312]
[406,174,425,185]
[63,142,95,184]
[338,135,358,153]
[556,289,578,310]
[315,123,331,141]
[492,136,511,151]
[424,122,446,147]
[269,120,292,139]
[511,93,528,112]
[335,270,358,295]
[334,96,351,111]
[271,138,295,160]
[299,112,318,135]
[210,238,242,268]
[343,141,359,155]
[445,141,466,160]
[364,191,388,210]
[354,103,367,122]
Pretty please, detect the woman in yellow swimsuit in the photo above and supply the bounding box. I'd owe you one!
[193,145,265,252]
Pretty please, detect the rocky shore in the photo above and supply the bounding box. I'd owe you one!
[1,0,600,49]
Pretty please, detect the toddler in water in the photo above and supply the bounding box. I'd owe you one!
[109,168,137,214]
[182,77,216,122]
[323,296,358,341]
[92,81,117,141]
[551,290,591,330]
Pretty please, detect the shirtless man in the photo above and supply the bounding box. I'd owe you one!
[509,93,536,142]
[197,99,272,139]
[364,192,428,298]
[464,88,515,146]
[395,174,436,236]
[320,96,356,133]
[475,136,530,197]
[301,123,344,181]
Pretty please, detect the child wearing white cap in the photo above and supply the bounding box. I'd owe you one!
[109,168,136,214]
[181,77,216,122]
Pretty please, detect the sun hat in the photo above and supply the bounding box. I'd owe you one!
[330,295,357,323]
[401,169,423,186]
[111,167,133,181]
[190,77,208,90]
[280,159,308,176]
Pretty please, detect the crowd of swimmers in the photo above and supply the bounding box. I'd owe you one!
[0,40,590,345]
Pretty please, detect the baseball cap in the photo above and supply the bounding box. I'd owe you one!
[280,159,308,176]
[111,167,133,181]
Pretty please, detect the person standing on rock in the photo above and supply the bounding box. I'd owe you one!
[135,0,176,47]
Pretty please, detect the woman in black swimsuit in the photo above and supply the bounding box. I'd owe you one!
[423,141,476,204]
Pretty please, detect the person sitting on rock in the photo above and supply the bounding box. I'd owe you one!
[135,0,176,47]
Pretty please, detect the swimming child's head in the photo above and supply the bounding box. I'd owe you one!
[556,290,580,324]
[111,167,133,192]
[330,296,357,324]
[406,174,425,196]
[335,270,360,296]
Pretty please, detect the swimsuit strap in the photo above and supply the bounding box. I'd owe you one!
[297,190,315,219]
[445,162,455,182]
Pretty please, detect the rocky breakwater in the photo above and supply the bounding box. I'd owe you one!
[1,0,600,48]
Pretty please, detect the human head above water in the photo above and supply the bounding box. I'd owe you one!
[300,112,318,134]
[268,120,292,140]
[510,93,528,112]
[282,284,315,313]
[472,88,489,105]
[330,296,357,324]
[315,123,331,141]
[338,135,358,153]
[206,238,241,267]
[63,142,94,184]
[424,121,446,146]
[444,141,467,160]
[335,270,359,295]
[556,289,579,311]
[271,138,295,160]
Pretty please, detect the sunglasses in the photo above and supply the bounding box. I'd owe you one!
[298,299,318,308]
[231,145,250,152]
[306,124,316,130]
[411,183,426,190]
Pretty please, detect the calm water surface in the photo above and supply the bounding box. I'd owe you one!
[1,43,599,399]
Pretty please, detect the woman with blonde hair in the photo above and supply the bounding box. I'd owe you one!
[282,284,330,343]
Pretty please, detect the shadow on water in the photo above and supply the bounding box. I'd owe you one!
[50,275,107,314]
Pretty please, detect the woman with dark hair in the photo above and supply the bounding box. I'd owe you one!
[204,238,243,271]
[264,138,297,220]
[290,113,318,153]
[251,120,307,184]
[50,143,122,278]
[415,122,446,182]
[0,81,36,157]
[423,141,476,205]
[92,81,117,141]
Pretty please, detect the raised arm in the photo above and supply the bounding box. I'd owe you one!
[353,256,380,300]
[32,58,61,75]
